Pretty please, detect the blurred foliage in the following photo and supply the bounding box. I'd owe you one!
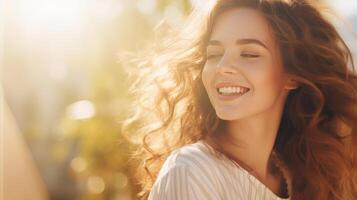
[53,1,193,200]
[59,65,133,199]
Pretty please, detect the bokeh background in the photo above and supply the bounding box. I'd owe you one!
[1,0,356,200]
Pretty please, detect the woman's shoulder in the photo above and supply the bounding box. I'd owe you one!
[148,141,224,200]
[155,140,237,187]
[158,140,219,175]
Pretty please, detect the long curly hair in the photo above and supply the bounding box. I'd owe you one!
[121,0,357,199]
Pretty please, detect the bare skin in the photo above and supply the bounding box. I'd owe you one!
[201,8,298,198]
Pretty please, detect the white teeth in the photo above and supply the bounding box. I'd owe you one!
[218,86,248,94]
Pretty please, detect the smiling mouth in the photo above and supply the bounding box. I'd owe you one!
[215,87,250,101]
[216,87,250,96]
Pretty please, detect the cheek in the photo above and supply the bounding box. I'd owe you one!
[246,61,286,95]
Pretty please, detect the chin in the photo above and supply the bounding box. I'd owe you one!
[216,111,242,121]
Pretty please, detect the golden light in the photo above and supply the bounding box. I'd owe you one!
[70,157,87,173]
[114,172,128,189]
[87,176,106,194]
[66,100,96,120]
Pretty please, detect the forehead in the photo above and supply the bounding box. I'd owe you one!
[210,7,274,47]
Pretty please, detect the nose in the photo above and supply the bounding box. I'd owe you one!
[216,53,238,75]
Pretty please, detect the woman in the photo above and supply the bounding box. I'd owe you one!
[122,0,357,199]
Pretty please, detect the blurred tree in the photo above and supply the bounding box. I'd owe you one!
[58,1,193,200]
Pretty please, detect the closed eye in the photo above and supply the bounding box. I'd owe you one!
[241,53,260,58]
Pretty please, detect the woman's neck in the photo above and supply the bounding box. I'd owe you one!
[218,113,281,180]
[204,136,289,198]
[208,94,287,194]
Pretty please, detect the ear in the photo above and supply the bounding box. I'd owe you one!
[284,76,300,90]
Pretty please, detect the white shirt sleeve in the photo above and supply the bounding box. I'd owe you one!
[147,164,221,200]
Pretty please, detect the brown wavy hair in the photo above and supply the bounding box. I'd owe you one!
[121,0,357,199]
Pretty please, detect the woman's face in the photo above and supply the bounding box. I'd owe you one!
[202,8,293,120]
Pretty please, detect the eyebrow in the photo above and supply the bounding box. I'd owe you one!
[207,38,269,50]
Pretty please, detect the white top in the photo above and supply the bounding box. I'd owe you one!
[148,140,292,200]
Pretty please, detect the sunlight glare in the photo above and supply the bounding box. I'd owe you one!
[18,0,83,32]
[67,100,96,120]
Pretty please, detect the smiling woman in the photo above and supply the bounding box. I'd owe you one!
[122,0,357,200]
